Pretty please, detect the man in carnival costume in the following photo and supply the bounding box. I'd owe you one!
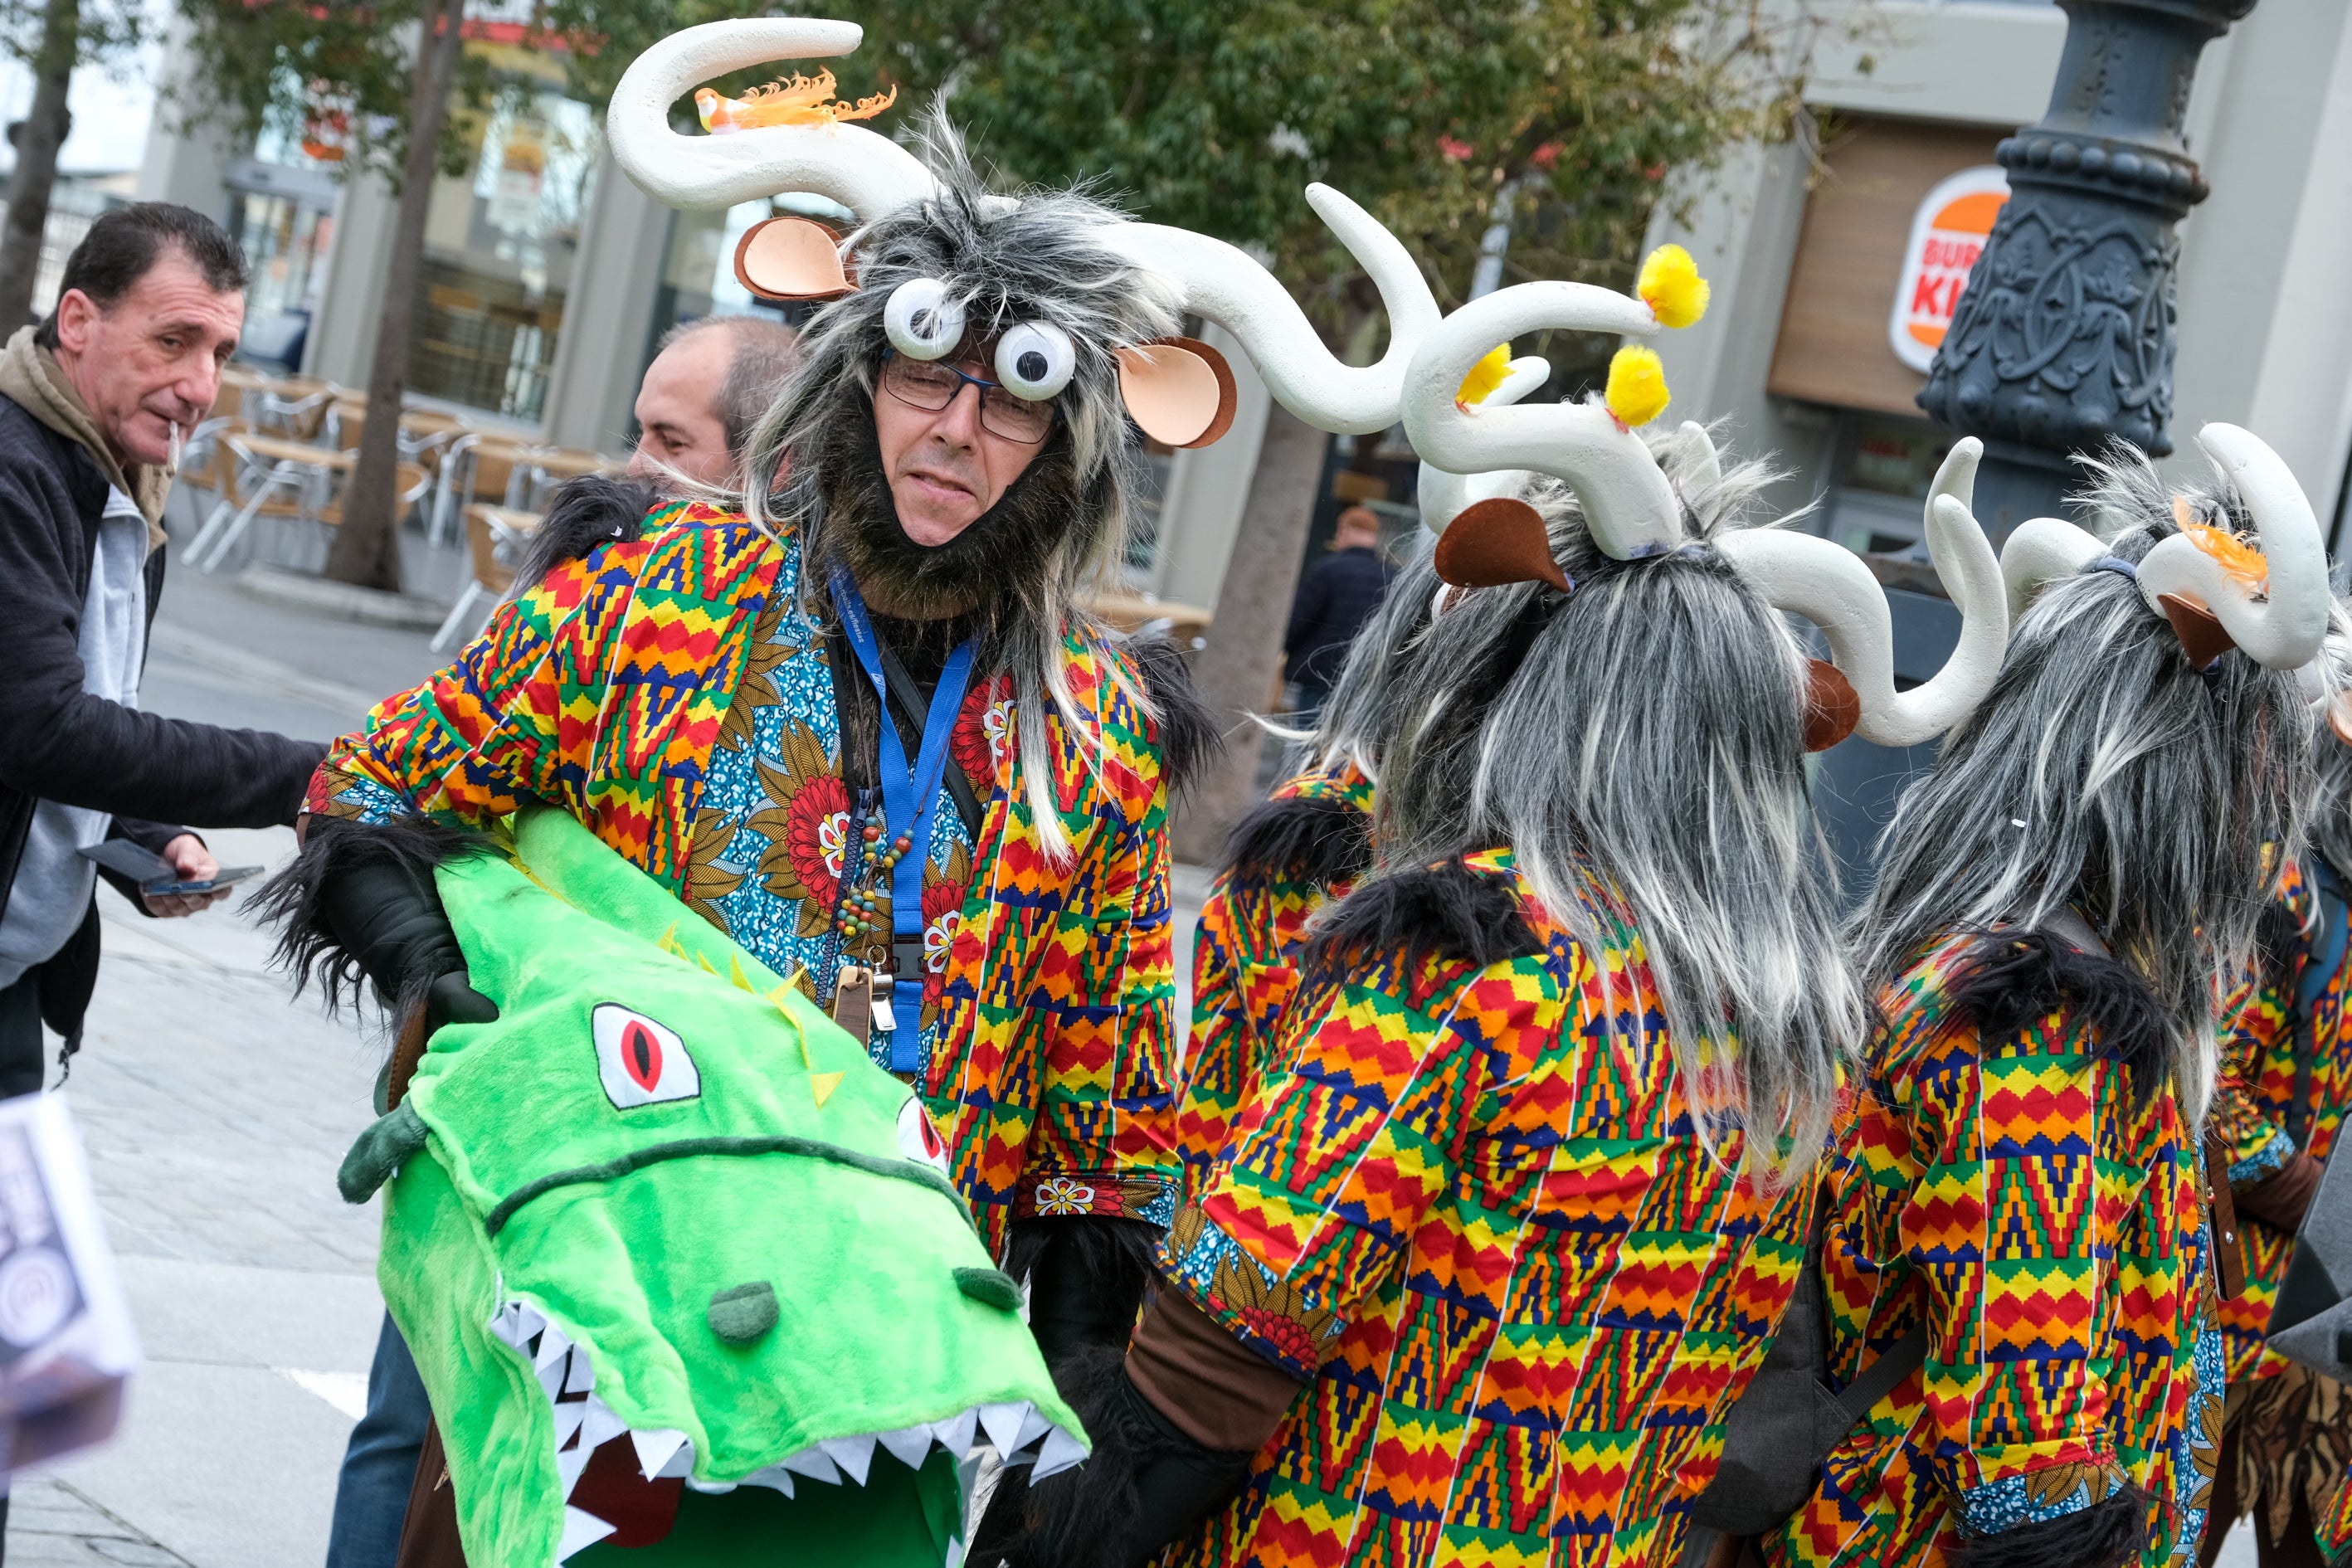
[2199,616,2352,1568]
[265,13,1439,1557]
[1006,269,2010,1567]
[1771,434,2330,1568]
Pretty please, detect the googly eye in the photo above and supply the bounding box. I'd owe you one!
[884,278,966,362]
[994,321,1076,402]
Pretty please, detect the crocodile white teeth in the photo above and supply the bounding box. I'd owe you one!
[633,1428,690,1480]
[977,1401,1029,1459]
[879,1424,935,1469]
[558,1507,616,1559]
[1034,1424,1088,1480]
[821,1433,875,1486]
[781,1444,843,1484]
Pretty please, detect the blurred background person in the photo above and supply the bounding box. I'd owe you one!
[1279,504,1390,721]
[625,314,800,493]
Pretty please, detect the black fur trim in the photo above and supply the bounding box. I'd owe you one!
[2257,890,2304,981]
[509,475,655,587]
[996,1345,1254,1568]
[1304,857,1541,981]
[1221,791,1371,891]
[1124,632,1220,796]
[1002,1215,1160,1356]
[251,816,488,1015]
[1945,928,2169,1104]
[1951,1486,2149,1568]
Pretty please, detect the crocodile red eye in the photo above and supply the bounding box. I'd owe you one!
[592,1005,699,1108]
[897,1098,949,1174]
[995,322,1075,401]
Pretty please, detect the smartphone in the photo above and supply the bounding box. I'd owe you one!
[75,841,264,896]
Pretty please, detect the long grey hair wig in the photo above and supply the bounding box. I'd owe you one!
[739,113,1184,858]
[1361,427,1865,1183]
[1852,449,2318,1122]
[2305,606,2352,879]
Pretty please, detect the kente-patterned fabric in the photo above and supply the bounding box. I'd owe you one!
[2213,857,2352,1382]
[1172,761,1372,1191]
[1766,929,2222,1568]
[1158,849,1814,1568]
[308,500,1184,1248]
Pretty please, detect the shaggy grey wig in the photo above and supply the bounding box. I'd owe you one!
[1852,447,2318,1123]
[739,111,1184,857]
[1359,423,1865,1183]
[2304,606,2352,879]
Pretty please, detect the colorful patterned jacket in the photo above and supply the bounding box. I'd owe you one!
[2210,855,2352,1383]
[1157,850,1814,1568]
[305,500,1186,1249]
[1172,761,1372,1190]
[1769,928,2221,1568]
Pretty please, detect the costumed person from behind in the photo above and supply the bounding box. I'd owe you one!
[1280,503,1391,719]
[1173,350,1553,1187]
[2199,612,2352,1568]
[264,16,1439,1558]
[1770,431,2330,1568]
[1006,261,2011,1567]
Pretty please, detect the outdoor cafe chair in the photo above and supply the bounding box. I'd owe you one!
[431,504,540,652]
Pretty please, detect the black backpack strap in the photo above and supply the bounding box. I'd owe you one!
[1835,1324,1929,1423]
[869,626,987,842]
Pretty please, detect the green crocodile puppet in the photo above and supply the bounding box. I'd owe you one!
[335,806,1085,1566]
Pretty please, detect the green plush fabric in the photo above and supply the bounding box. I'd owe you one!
[375,808,1079,1568]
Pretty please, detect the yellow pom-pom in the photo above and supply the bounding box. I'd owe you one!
[1637,244,1710,329]
[1605,344,1670,428]
[1455,343,1513,407]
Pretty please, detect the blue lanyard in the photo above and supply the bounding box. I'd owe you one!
[828,565,978,957]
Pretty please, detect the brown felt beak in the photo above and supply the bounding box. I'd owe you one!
[733,216,855,301]
[1432,497,1570,592]
[1803,660,1861,752]
[1116,337,1238,448]
[2157,591,2237,670]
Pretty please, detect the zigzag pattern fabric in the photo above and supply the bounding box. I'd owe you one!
[1767,932,2220,1568]
[2213,857,2352,1382]
[1159,850,1812,1567]
[308,502,1184,1249]
[1172,762,1372,1193]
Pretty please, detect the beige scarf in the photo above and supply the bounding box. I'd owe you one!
[0,325,172,551]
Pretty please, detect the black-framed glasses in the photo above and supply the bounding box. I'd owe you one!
[880,351,1058,445]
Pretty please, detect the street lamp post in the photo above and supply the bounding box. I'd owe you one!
[1916,0,2257,535]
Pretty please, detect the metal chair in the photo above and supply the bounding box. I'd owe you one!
[431,504,539,652]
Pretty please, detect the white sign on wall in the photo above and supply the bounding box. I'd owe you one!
[1889,166,2011,374]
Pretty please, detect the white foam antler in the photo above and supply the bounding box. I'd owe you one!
[1416,355,1550,535]
[606,19,938,217]
[2141,423,2330,670]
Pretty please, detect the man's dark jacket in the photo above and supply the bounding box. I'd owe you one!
[1283,544,1393,688]
[0,395,324,1041]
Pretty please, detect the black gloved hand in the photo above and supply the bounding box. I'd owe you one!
[309,818,497,1031]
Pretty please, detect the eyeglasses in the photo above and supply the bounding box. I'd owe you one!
[879,351,1058,445]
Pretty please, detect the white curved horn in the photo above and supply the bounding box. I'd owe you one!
[1403,281,1678,560]
[2000,516,2108,623]
[1717,492,2007,748]
[606,20,937,217]
[1417,355,1548,535]
[1105,184,1439,436]
[2135,422,2330,670]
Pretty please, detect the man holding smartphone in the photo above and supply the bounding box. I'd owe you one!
[0,203,324,1108]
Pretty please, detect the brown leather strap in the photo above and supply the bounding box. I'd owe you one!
[2204,1125,2247,1301]
[1126,1286,1306,1454]
[395,1419,466,1568]
[387,998,431,1111]
[831,965,873,1042]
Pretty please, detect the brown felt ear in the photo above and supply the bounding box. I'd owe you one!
[1117,338,1236,447]
[2157,591,2236,670]
[2329,691,2352,749]
[1803,659,1860,752]
[1433,497,1570,592]
[733,217,855,302]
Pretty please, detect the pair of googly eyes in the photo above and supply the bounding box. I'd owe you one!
[883,277,1077,402]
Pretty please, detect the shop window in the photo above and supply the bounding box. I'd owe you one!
[1824,416,1955,554]
[405,55,601,421]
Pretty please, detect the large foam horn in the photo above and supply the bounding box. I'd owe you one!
[1103,185,1439,436]
[1417,355,1550,535]
[1999,515,2107,622]
[2136,423,2330,670]
[1717,475,2007,748]
[606,19,938,218]
[1404,281,1678,560]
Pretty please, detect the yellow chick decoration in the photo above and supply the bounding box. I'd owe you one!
[1455,343,1515,407]
[1605,345,1671,428]
[1637,244,1710,330]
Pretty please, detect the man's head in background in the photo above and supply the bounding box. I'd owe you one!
[38,202,248,472]
[627,314,801,491]
[1332,504,1382,550]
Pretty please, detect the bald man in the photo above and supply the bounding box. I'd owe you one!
[626,314,800,492]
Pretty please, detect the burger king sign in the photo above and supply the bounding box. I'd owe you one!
[1890,166,2010,374]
